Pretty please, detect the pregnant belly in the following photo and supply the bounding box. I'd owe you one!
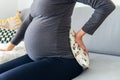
[24,16,72,60]
[25,22,58,54]
[24,17,61,59]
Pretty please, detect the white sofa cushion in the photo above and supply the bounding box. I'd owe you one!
[73,53,120,80]
[0,42,26,64]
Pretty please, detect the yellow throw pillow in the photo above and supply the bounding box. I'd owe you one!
[0,19,9,29]
[7,11,22,30]
[0,11,22,30]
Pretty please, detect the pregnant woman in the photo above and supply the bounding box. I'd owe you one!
[0,0,115,80]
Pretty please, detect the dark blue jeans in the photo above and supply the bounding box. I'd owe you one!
[0,54,83,80]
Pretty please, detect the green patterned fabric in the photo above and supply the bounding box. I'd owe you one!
[0,28,16,43]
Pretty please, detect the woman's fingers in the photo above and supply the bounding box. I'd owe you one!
[75,29,88,54]
[0,43,15,52]
[75,36,88,54]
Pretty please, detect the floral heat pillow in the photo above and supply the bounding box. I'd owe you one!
[69,29,89,69]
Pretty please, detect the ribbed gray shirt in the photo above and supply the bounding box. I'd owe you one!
[11,0,115,60]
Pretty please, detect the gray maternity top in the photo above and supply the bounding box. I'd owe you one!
[11,0,115,60]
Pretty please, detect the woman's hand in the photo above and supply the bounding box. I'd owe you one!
[75,29,88,54]
[0,43,15,51]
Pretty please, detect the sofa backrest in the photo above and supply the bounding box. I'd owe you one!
[71,6,120,56]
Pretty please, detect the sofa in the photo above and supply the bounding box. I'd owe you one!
[72,6,120,80]
[0,5,120,80]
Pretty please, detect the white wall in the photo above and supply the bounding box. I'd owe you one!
[17,0,33,10]
[112,0,120,5]
[75,0,120,7]
[0,0,17,19]
[0,0,119,19]
[17,0,120,10]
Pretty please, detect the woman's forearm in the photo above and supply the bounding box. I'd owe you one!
[77,0,115,35]
[11,14,33,45]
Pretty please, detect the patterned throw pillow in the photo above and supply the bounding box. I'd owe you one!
[69,29,89,69]
[0,28,16,43]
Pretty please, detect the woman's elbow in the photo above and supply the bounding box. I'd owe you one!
[108,1,116,13]
[97,0,116,14]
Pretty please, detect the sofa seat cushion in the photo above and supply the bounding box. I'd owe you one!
[73,53,120,80]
